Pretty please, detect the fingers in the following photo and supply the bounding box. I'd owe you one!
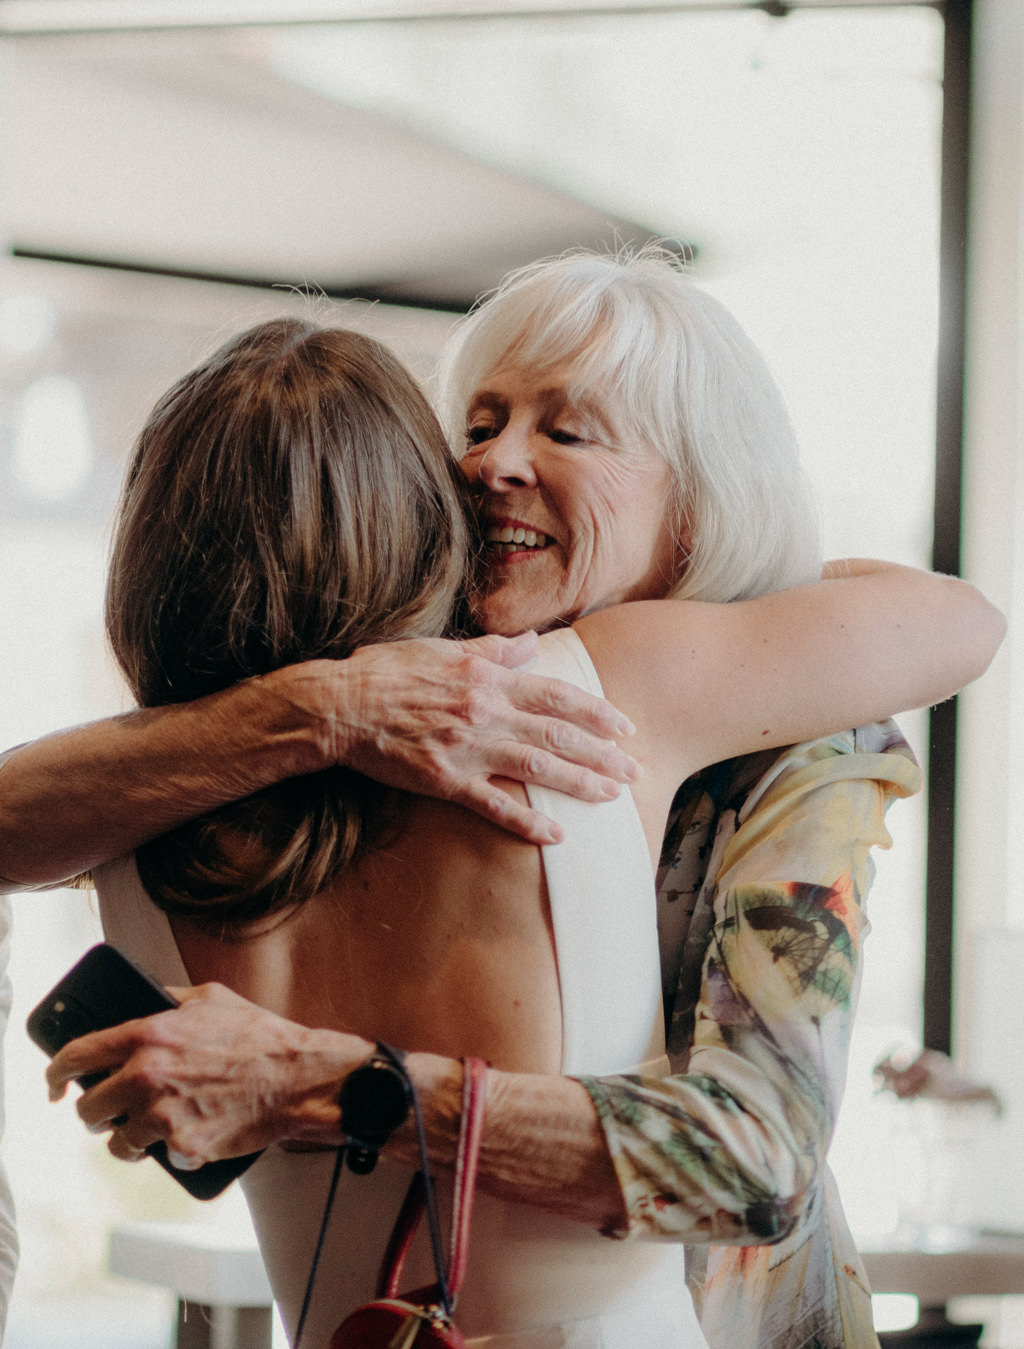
[457,635,637,743]
[482,732,640,796]
[458,631,540,670]
[106,1125,204,1170]
[79,1074,207,1170]
[533,722,640,786]
[166,1149,204,1171]
[164,981,233,1008]
[47,1021,147,1099]
[514,675,636,744]
[462,784,564,845]
[460,767,628,847]
[458,665,641,787]
[108,1134,147,1164]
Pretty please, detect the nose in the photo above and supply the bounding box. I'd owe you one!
[468,425,538,493]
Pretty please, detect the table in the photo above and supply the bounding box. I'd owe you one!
[108,1219,274,1349]
[861,1229,1024,1346]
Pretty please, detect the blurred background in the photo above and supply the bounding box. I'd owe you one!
[0,0,1020,1344]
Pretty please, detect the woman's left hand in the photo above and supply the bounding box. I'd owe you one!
[45,983,371,1166]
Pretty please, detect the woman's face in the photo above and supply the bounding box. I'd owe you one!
[460,363,679,636]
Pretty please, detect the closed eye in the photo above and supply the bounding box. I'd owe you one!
[465,424,496,447]
[549,429,585,446]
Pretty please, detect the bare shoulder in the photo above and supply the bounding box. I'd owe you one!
[568,604,713,798]
[570,601,716,718]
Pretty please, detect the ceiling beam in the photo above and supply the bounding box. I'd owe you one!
[0,0,933,36]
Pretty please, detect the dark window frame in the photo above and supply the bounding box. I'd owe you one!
[925,0,971,1055]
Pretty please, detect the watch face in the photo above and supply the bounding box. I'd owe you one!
[339,1059,411,1146]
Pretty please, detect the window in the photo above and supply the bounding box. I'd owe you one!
[0,8,947,1341]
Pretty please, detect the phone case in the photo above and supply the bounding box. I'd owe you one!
[27,942,262,1200]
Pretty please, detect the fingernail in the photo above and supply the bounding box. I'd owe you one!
[85,1120,108,1135]
[616,717,636,737]
[168,1149,203,1171]
[600,781,621,800]
[624,760,643,782]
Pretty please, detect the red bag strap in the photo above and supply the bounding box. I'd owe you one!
[446,1056,487,1296]
[378,1057,488,1303]
[376,1171,427,1298]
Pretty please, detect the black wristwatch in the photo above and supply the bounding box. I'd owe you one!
[338,1043,412,1174]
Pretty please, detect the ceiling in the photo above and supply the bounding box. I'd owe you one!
[2,27,672,312]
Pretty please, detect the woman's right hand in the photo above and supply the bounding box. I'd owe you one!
[268,630,641,845]
[0,633,638,888]
[48,983,373,1165]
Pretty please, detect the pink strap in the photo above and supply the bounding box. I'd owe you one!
[378,1058,488,1303]
[446,1056,487,1295]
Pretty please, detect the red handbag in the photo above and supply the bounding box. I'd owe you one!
[329,1057,488,1349]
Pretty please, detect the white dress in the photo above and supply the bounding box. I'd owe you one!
[96,629,707,1349]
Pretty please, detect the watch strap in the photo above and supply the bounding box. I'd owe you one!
[340,1042,411,1174]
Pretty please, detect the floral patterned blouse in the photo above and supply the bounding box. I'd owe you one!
[580,723,921,1349]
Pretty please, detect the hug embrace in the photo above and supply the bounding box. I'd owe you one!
[0,249,1004,1348]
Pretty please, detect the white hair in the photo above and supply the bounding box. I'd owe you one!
[438,248,822,603]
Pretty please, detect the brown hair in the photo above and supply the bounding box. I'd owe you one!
[106,318,473,927]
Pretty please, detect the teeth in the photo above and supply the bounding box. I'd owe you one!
[486,526,550,550]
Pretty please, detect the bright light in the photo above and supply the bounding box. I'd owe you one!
[872,1294,920,1333]
[12,374,95,499]
[0,293,58,355]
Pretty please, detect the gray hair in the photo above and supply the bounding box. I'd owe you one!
[438,248,822,603]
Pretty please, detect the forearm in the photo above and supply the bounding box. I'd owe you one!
[272,1034,628,1230]
[54,993,629,1233]
[0,669,329,886]
[275,1038,793,1242]
[393,1055,628,1232]
[821,556,1006,694]
[2,633,638,884]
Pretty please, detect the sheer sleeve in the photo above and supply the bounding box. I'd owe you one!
[579,724,920,1348]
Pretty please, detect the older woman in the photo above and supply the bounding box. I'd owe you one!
[3,253,1004,1349]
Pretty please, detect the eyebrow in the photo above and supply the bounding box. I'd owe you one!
[466,384,618,440]
[465,391,506,418]
[543,387,621,443]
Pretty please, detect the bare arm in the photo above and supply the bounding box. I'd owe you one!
[0,632,639,886]
[576,560,1005,783]
[46,983,628,1231]
[45,726,922,1247]
[41,732,923,1242]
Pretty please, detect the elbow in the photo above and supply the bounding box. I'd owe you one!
[699,1157,819,1248]
[977,594,1008,676]
[744,1157,823,1245]
[954,584,1007,688]
[660,1166,816,1249]
[743,1195,804,1245]
[711,1097,828,1246]
[921,578,1007,705]
[661,1118,823,1248]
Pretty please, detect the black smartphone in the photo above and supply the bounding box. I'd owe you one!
[27,942,262,1200]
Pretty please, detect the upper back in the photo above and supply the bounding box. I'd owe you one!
[169,629,669,1079]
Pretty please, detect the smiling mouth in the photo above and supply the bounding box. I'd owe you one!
[485,526,553,554]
